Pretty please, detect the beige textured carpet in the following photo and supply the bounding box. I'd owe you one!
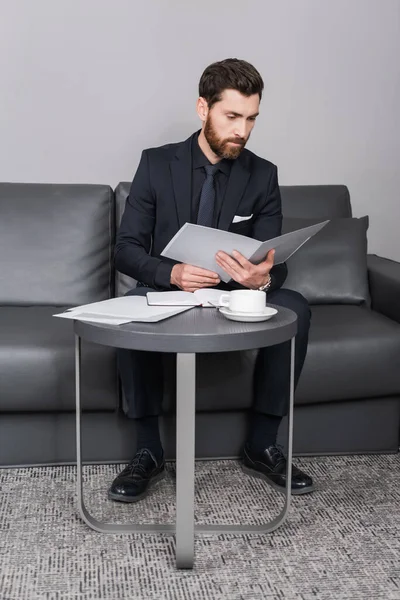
[1,454,400,599]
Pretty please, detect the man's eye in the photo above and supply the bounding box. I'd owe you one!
[227,115,236,120]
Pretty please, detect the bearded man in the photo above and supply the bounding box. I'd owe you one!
[110,58,314,503]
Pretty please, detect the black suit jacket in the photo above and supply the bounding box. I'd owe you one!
[115,131,288,292]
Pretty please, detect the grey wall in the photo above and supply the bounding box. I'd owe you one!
[1,0,399,260]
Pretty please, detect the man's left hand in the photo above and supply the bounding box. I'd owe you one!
[215,248,275,289]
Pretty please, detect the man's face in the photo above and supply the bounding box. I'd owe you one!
[202,89,260,160]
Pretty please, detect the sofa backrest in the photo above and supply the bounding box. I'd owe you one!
[114,182,354,296]
[0,183,115,306]
[115,182,136,296]
[280,185,352,218]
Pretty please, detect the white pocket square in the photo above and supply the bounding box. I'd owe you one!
[232,214,253,224]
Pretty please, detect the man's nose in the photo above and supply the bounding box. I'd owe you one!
[233,121,247,139]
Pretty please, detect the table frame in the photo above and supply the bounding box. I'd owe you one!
[75,334,295,569]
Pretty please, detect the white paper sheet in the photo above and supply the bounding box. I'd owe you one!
[53,296,193,323]
[161,221,329,283]
[53,312,136,325]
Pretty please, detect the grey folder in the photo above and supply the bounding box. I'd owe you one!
[161,221,329,283]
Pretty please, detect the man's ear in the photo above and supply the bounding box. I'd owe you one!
[196,97,209,122]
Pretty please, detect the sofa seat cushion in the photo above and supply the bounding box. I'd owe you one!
[296,305,400,404]
[160,305,400,413]
[0,307,117,412]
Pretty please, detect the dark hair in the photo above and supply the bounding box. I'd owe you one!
[199,58,264,109]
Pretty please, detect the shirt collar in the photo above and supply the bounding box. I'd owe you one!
[192,131,232,176]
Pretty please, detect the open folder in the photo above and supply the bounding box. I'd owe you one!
[161,221,329,283]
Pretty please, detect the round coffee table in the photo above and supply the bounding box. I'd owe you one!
[73,304,297,569]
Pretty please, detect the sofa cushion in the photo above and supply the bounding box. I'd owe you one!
[0,183,115,306]
[295,305,400,404]
[0,307,118,412]
[282,217,370,305]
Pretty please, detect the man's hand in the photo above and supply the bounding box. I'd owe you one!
[171,263,220,292]
[215,249,275,289]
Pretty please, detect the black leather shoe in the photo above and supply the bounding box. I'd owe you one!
[242,444,315,495]
[108,448,165,503]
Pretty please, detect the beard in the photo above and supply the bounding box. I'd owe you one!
[204,116,248,160]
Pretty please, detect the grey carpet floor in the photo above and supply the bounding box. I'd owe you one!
[1,454,400,600]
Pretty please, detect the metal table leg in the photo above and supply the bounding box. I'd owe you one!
[195,336,295,534]
[75,334,174,534]
[175,353,196,568]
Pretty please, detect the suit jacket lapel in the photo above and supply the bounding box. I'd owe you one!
[170,133,195,228]
[217,152,251,231]
[170,133,251,231]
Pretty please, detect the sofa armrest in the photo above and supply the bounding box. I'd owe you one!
[368,254,400,323]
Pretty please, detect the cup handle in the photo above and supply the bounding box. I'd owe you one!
[219,294,230,308]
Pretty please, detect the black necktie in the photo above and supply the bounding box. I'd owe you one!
[197,164,218,227]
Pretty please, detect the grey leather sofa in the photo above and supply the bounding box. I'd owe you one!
[1,182,400,466]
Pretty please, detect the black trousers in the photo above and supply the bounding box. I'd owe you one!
[117,286,311,419]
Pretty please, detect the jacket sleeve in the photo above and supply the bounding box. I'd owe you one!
[115,150,175,290]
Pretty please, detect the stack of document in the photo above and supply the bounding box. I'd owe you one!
[53,296,192,325]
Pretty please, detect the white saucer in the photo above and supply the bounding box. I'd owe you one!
[219,306,278,322]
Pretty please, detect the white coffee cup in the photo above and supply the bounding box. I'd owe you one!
[219,289,266,314]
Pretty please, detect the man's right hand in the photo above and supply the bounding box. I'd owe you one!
[170,263,220,292]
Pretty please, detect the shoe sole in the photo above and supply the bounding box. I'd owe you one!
[108,470,166,503]
[241,464,315,495]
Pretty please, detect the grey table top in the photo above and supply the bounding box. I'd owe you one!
[74,303,297,354]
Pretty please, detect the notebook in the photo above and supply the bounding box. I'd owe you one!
[146,288,225,307]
